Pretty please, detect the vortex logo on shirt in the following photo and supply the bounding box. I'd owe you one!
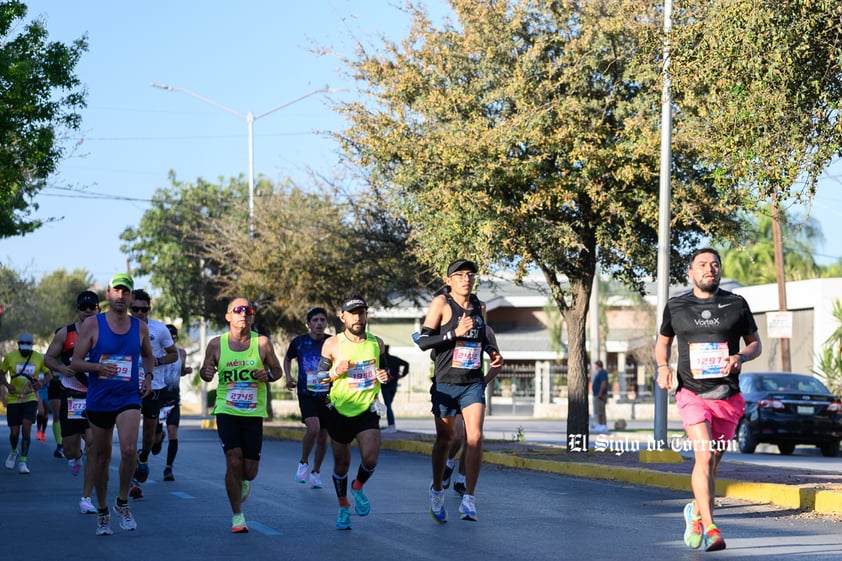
[694,310,721,328]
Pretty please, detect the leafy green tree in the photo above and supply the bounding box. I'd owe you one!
[199,174,435,335]
[122,171,435,336]
[120,172,247,328]
[0,1,87,237]
[670,0,842,206]
[335,0,746,440]
[0,264,34,342]
[31,268,97,337]
[0,266,95,343]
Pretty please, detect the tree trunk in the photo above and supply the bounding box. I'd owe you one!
[563,278,593,453]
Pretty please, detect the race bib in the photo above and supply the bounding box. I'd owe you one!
[689,342,729,379]
[15,362,36,377]
[452,341,482,370]
[101,354,133,382]
[67,397,87,419]
[305,370,330,392]
[225,382,259,410]
[347,359,377,391]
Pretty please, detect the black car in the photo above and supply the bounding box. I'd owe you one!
[737,372,842,457]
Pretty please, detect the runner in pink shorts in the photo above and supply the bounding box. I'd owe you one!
[655,248,762,552]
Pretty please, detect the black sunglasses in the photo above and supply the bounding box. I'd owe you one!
[130,306,150,313]
[78,304,99,311]
[228,305,255,316]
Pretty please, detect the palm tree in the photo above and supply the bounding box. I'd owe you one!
[815,299,842,396]
[719,204,824,285]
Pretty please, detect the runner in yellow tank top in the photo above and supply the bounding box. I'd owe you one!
[318,296,390,530]
[199,297,284,534]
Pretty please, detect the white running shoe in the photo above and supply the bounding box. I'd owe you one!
[295,462,309,483]
[113,502,137,531]
[459,494,477,521]
[80,496,97,514]
[309,471,323,488]
[5,450,18,469]
[18,462,30,474]
[96,513,113,536]
[429,486,447,524]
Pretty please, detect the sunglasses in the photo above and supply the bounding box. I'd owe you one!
[228,305,255,316]
[78,304,99,311]
[130,306,150,313]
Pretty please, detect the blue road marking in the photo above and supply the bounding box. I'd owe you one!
[246,521,282,536]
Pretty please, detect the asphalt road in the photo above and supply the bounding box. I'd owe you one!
[1,422,841,561]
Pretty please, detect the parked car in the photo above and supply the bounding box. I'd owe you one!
[737,372,842,457]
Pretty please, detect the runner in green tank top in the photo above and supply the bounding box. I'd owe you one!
[199,297,284,534]
[318,296,391,530]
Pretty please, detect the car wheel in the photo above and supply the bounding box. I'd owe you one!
[820,440,840,457]
[737,419,756,454]
[777,442,795,455]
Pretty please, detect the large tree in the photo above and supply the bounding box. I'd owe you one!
[671,0,842,205]
[0,265,93,343]
[336,0,747,442]
[0,1,87,237]
[122,171,435,336]
[120,172,247,327]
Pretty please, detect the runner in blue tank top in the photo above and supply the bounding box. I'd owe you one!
[71,274,155,537]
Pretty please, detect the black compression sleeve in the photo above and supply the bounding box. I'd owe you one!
[416,326,456,352]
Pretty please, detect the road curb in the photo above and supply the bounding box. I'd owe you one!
[214,422,842,515]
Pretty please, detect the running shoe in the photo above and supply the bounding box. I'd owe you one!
[18,462,30,474]
[704,524,726,551]
[36,429,46,443]
[5,450,17,469]
[442,465,454,489]
[113,501,137,531]
[309,471,323,489]
[129,481,144,500]
[351,485,370,516]
[683,502,703,549]
[336,506,351,530]
[429,486,447,524]
[241,480,251,503]
[231,513,249,533]
[459,494,477,521]
[80,496,97,514]
[295,461,309,483]
[134,459,149,482]
[54,446,64,458]
[68,458,82,476]
[163,466,175,481]
[96,513,113,536]
[151,436,163,456]
[453,480,466,496]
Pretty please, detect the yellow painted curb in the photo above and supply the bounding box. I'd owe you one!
[639,449,684,464]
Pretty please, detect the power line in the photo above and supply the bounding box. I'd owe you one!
[42,186,151,203]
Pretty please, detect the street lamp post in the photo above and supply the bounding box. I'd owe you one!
[152,82,335,239]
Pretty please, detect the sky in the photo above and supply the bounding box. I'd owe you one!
[1,0,841,291]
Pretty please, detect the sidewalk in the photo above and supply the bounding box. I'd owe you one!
[254,416,842,516]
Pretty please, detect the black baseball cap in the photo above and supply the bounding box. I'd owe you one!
[340,297,368,313]
[447,259,478,277]
[76,291,99,308]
